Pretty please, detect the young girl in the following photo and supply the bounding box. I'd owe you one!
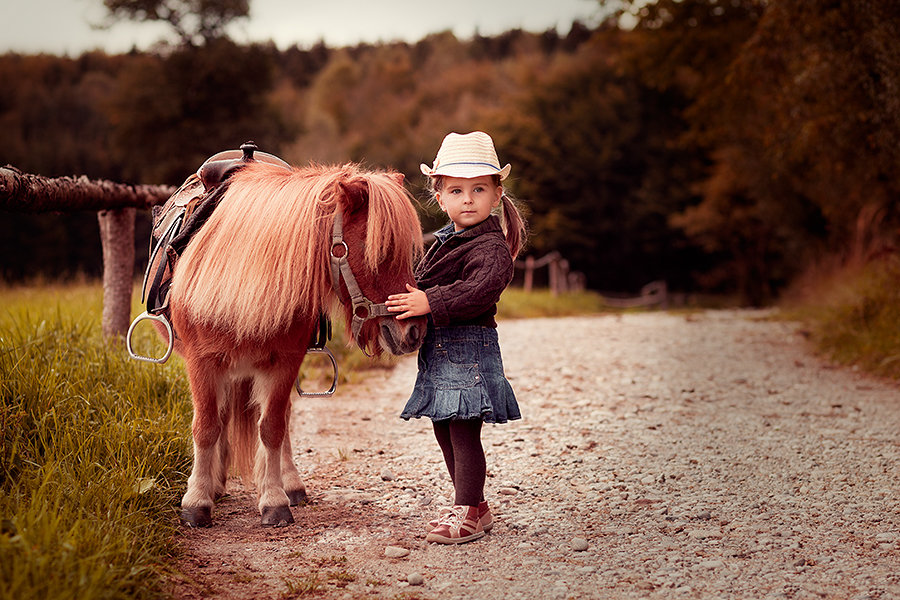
[386,131,526,544]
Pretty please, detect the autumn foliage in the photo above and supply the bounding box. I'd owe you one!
[2,0,898,305]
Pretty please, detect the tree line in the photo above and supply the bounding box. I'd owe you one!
[1,0,898,305]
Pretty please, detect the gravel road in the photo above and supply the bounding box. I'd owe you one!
[171,310,900,600]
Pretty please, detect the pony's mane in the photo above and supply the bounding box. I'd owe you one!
[172,162,422,342]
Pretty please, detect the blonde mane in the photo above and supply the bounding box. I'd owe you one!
[172,162,422,342]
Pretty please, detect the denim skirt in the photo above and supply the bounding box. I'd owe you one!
[401,325,521,424]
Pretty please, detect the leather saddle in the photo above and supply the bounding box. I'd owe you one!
[141,141,291,317]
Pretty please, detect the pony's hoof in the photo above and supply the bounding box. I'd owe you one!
[286,488,308,506]
[180,506,213,527]
[261,505,294,527]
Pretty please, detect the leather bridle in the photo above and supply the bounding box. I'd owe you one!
[329,210,392,356]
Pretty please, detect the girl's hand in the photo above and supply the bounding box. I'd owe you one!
[386,284,431,319]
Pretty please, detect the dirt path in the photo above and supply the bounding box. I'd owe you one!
[168,310,900,600]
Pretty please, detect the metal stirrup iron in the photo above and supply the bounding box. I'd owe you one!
[126,312,175,364]
[295,314,338,397]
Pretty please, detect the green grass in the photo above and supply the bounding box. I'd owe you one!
[782,255,900,379]
[0,283,193,600]
[497,288,609,318]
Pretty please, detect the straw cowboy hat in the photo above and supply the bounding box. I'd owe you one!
[420,131,511,181]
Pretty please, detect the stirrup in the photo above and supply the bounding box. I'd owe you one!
[126,311,175,364]
[294,347,338,397]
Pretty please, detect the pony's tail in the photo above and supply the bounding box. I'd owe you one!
[227,379,258,482]
[500,194,527,260]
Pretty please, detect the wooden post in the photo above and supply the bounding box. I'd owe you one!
[549,256,559,296]
[98,207,136,339]
[559,259,570,293]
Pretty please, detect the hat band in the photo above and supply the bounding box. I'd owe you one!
[436,161,501,171]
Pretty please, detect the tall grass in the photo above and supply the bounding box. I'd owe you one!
[0,284,192,600]
[782,255,900,379]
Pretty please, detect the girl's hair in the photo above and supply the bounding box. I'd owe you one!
[430,174,527,259]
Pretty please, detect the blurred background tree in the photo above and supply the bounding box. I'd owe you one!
[2,0,899,306]
[101,0,250,47]
[108,39,293,184]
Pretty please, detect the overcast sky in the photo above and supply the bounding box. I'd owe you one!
[1,0,602,55]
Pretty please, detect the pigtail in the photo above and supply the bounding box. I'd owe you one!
[499,193,527,260]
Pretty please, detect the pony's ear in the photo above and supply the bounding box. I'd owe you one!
[388,172,405,186]
[338,177,369,213]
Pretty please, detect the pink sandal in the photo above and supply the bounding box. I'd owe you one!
[426,505,485,544]
[429,500,492,532]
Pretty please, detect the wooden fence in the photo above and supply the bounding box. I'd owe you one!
[0,165,174,338]
[516,251,586,295]
[514,250,666,307]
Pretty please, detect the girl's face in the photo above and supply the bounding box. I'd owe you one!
[436,175,502,231]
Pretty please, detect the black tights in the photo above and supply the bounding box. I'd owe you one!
[432,419,485,507]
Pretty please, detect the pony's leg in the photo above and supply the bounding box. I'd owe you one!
[213,382,237,500]
[280,397,307,506]
[251,371,295,525]
[181,360,225,527]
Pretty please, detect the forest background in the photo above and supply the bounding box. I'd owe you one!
[1,0,899,306]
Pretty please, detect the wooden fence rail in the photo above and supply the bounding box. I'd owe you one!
[597,280,668,309]
[0,165,173,212]
[1,165,174,338]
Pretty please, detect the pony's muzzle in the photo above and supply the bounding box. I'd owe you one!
[381,317,426,355]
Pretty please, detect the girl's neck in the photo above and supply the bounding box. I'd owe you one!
[452,215,491,232]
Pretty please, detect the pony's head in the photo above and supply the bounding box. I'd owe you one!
[171,162,425,356]
[331,169,426,356]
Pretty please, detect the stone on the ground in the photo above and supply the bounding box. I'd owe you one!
[384,546,410,558]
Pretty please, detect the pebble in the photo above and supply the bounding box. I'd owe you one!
[571,537,589,551]
[498,487,519,495]
[384,546,409,558]
[407,573,424,586]
[688,529,723,540]
[380,469,395,481]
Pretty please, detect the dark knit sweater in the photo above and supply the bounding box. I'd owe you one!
[417,215,514,328]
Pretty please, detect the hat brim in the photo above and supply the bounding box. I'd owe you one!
[420,163,511,181]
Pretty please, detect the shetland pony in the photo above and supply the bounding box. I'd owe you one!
[168,161,425,527]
